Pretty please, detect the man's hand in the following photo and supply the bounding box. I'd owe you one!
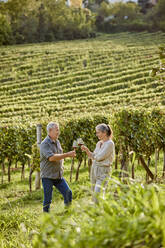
[67,150,76,158]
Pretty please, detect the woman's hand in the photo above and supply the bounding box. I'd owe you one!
[81,145,94,159]
[81,145,89,153]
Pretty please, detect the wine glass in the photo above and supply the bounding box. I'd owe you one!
[77,138,84,147]
[72,140,78,150]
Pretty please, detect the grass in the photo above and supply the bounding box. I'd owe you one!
[0,152,165,248]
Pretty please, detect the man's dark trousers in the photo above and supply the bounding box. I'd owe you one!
[42,177,72,212]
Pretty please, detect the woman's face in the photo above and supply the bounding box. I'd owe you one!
[96,128,106,140]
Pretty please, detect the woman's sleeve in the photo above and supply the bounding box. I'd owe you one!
[89,142,99,160]
[94,142,114,162]
[89,152,95,159]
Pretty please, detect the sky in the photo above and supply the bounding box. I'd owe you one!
[109,0,138,2]
[0,0,138,2]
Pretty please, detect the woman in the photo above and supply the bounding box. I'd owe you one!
[81,123,115,202]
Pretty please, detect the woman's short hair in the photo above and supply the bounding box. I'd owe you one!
[47,122,59,133]
[96,123,112,137]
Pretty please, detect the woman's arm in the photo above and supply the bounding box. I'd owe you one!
[81,145,94,159]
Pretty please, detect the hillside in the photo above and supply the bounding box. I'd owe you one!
[0,32,165,125]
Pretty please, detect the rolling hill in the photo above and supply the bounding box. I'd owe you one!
[0,32,165,125]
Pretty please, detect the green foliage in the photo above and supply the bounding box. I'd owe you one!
[16,126,36,165]
[0,0,95,45]
[43,2,95,40]
[0,126,18,163]
[33,181,165,248]
[1,144,165,247]
[153,0,165,21]
[96,1,148,32]
[138,0,153,14]
[0,109,164,176]
[150,46,165,77]
[31,143,40,172]
[4,0,30,21]
[113,109,155,158]
[0,127,7,163]
[140,0,165,32]
[149,46,165,151]
[150,109,165,150]
[96,0,165,32]
[0,33,165,181]
[0,207,39,248]
[0,14,13,45]
[0,32,165,125]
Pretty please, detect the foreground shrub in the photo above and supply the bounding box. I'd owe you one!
[33,180,165,248]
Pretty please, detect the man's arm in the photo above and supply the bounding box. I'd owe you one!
[49,151,75,162]
[41,142,75,163]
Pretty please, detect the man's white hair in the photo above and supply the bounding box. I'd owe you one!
[47,122,59,133]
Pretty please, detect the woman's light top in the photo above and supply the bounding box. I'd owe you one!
[92,139,115,167]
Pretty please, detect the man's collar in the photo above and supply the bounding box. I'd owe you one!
[47,135,57,144]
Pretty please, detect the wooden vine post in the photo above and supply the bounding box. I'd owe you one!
[139,155,154,181]
[146,157,151,183]
[163,148,165,178]
[35,124,42,190]
[88,158,92,179]
[70,157,75,182]
[155,148,158,180]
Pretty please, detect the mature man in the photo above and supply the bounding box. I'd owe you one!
[40,122,76,212]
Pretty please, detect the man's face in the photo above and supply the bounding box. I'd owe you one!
[49,126,60,140]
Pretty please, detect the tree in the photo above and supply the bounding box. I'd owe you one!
[37,3,49,42]
[138,0,154,13]
[0,14,12,45]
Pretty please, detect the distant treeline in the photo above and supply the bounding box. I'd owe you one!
[0,0,95,45]
[95,0,165,33]
[0,0,165,45]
